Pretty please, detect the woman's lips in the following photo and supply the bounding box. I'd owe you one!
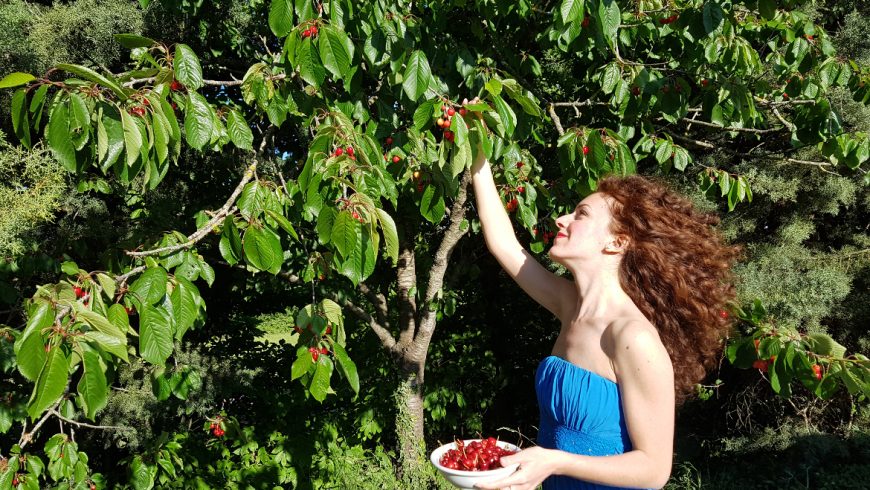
[556,232,568,238]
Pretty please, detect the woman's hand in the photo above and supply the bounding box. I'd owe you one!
[474,446,562,490]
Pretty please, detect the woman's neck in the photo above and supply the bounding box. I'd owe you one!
[569,262,636,321]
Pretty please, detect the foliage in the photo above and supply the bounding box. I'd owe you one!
[0,0,868,488]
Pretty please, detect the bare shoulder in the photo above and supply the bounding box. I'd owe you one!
[605,318,673,383]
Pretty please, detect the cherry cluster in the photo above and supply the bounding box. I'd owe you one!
[74,285,90,307]
[302,25,319,38]
[170,80,184,92]
[209,421,224,437]
[308,346,329,361]
[659,14,679,24]
[533,228,555,244]
[438,438,517,472]
[333,146,355,160]
[435,104,465,143]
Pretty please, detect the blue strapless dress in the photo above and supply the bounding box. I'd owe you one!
[536,355,651,490]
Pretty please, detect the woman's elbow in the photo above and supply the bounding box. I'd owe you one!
[650,461,672,489]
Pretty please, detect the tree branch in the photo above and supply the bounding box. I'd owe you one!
[548,104,565,136]
[122,74,287,88]
[19,399,63,449]
[126,162,257,258]
[48,409,127,431]
[679,117,786,134]
[359,282,390,330]
[416,168,474,344]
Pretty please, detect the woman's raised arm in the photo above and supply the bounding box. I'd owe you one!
[471,146,575,321]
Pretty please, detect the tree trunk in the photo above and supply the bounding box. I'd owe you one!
[396,360,428,483]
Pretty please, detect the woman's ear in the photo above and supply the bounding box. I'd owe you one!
[604,234,629,254]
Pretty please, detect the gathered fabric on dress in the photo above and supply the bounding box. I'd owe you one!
[536,355,653,490]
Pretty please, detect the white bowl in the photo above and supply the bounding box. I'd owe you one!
[430,439,521,490]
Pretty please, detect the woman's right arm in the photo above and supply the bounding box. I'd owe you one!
[471,147,575,320]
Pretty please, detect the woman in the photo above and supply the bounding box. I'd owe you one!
[470,139,740,489]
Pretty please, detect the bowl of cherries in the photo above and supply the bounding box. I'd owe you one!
[430,437,521,490]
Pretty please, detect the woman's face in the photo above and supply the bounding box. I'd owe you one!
[549,193,620,266]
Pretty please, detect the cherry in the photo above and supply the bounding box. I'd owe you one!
[346,146,354,156]
[310,25,318,37]
[74,286,85,298]
[170,80,183,91]
[444,130,454,141]
[754,339,760,351]
[812,364,822,380]
[631,86,640,96]
[392,155,401,164]
[506,198,518,212]
[752,359,768,372]
[701,79,709,87]
[326,325,332,334]
[142,98,150,106]
[320,347,328,355]
[459,108,467,116]
[582,146,590,155]
[783,92,789,99]
[517,161,524,168]
[436,117,445,127]
[581,17,590,27]
[12,477,18,486]
[170,102,178,110]
[413,170,421,180]
[303,28,311,38]
[294,326,302,334]
[334,147,344,157]
[805,34,813,41]
[309,347,320,361]
[446,107,456,117]
[416,182,424,193]
[386,136,393,145]
[517,186,525,193]
[719,310,728,319]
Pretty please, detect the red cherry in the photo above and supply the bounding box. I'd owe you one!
[517,161,524,168]
[582,146,590,155]
[701,79,709,87]
[812,364,822,380]
[326,326,332,334]
[334,147,343,156]
[719,310,728,319]
[12,477,18,486]
[581,17,590,27]
[806,34,813,41]
[170,102,178,110]
[754,339,760,351]
[441,118,451,128]
[320,347,328,355]
[517,186,525,193]
[346,146,354,156]
[386,136,393,145]
[74,286,84,298]
[392,155,401,163]
[444,130,454,141]
[142,98,150,106]
[303,28,311,37]
[310,25,318,36]
[459,108,467,116]
[783,92,789,99]
[170,80,183,91]
[447,107,456,117]
[311,349,319,362]
[752,359,768,372]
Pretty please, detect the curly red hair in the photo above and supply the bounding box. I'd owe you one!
[596,175,741,405]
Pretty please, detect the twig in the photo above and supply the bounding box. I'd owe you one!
[19,399,63,449]
[122,74,286,89]
[679,117,785,134]
[548,104,565,136]
[126,161,258,258]
[770,105,796,132]
[48,409,127,431]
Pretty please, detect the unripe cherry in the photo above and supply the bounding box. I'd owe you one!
[436,117,445,127]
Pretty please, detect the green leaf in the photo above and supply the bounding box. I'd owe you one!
[598,0,621,50]
[170,277,200,340]
[77,347,108,420]
[129,267,168,307]
[491,94,516,137]
[450,112,469,146]
[292,346,315,380]
[78,309,125,340]
[113,33,156,49]
[184,91,213,150]
[297,37,326,87]
[331,211,360,259]
[139,304,174,365]
[243,225,283,274]
[413,100,436,131]
[451,138,471,177]
[403,51,432,102]
[420,184,446,224]
[309,356,334,402]
[702,1,724,34]
[332,343,359,394]
[601,63,621,95]
[27,345,69,420]
[0,72,35,89]
[15,302,54,381]
[99,105,125,171]
[173,44,203,90]
[107,303,131,336]
[47,100,78,172]
[265,209,299,241]
[560,0,585,24]
[120,108,143,167]
[227,110,254,150]
[375,208,399,264]
[320,25,353,80]
[655,139,674,165]
[83,331,129,362]
[130,456,157,490]
[269,0,294,37]
[220,216,243,264]
[56,63,127,101]
[11,88,31,148]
